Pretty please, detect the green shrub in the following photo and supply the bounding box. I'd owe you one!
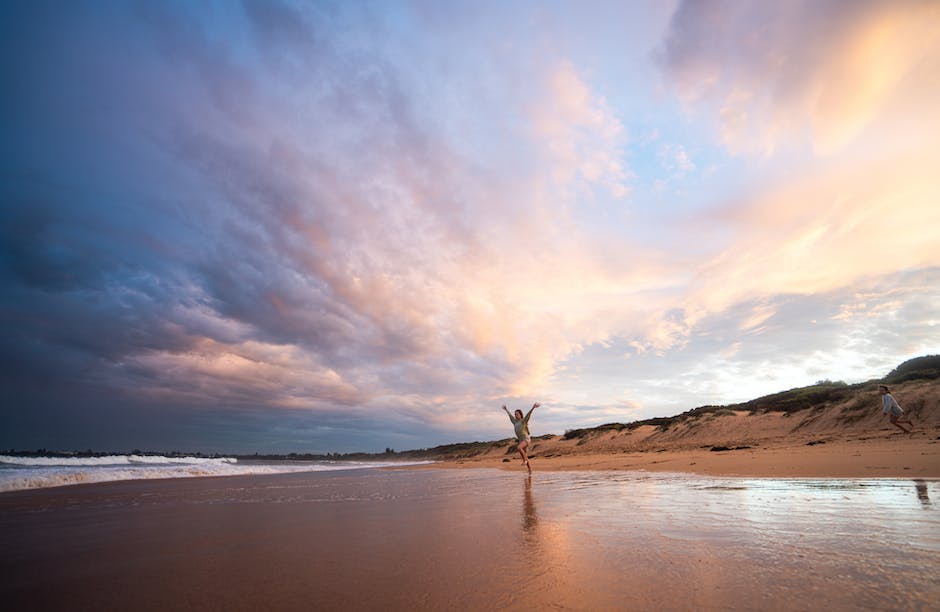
[839,396,869,415]
[563,422,627,440]
[884,355,940,383]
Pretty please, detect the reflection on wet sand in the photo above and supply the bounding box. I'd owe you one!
[508,473,940,609]
[915,479,931,506]
[512,473,621,609]
[522,474,538,534]
[1,469,937,611]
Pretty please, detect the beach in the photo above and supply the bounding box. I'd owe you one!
[436,433,940,478]
[2,467,938,611]
[3,382,938,611]
[424,378,940,480]
[4,1,940,609]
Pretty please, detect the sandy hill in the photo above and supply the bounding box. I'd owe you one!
[403,356,940,463]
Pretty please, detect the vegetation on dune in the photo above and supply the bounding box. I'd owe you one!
[560,355,940,442]
[837,395,873,425]
[562,381,861,440]
[884,355,940,384]
[563,422,631,440]
[726,380,855,415]
[397,440,509,460]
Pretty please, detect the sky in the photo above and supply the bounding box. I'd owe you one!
[2,0,939,454]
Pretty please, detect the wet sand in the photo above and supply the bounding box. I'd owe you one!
[1,468,938,611]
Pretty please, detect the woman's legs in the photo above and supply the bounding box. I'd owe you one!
[517,439,531,472]
[890,414,913,433]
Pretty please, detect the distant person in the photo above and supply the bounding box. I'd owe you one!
[503,402,540,472]
[879,385,914,434]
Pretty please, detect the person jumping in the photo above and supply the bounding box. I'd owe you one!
[504,402,540,472]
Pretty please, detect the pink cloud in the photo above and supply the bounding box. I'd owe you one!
[529,60,630,198]
[661,0,940,155]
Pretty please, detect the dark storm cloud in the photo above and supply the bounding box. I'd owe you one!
[0,0,522,452]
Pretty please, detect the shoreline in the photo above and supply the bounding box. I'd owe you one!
[1,433,936,497]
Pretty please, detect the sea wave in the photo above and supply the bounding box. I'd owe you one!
[0,456,432,493]
[0,454,237,467]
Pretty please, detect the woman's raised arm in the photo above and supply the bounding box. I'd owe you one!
[524,402,540,423]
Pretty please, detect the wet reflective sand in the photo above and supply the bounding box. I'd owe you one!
[1,469,937,610]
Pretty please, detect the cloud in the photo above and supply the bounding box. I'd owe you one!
[545,268,940,415]
[682,146,940,320]
[1,1,646,437]
[649,0,940,344]
[2,1,938,453]
[530,60,630,198]
[658,142,696,177]
[660,0,940,155]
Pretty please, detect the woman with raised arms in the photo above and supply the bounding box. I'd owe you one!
[503,402,540,472]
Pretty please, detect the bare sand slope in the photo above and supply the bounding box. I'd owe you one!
[432,379,940,477]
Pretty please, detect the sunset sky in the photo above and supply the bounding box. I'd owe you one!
[2,0,939,454]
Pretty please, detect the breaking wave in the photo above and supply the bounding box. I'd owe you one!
[0,454,238,467]
[0,455,431,493]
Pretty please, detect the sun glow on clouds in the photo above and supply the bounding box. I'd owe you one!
[2,0,939,452]
[664,0,940,156]
[658,0,940,321]
[125,338,364,410]
[533,60,630,198]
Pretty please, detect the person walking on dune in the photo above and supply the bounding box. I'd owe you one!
[504,403,540,472]
[880,385,914,434]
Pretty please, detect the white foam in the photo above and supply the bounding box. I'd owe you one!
[0,456,433,493]
[0,454,237,467]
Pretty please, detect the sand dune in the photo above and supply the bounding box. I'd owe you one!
[430,379,940,477]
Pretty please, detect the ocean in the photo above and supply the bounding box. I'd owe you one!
[0,454,432,493]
